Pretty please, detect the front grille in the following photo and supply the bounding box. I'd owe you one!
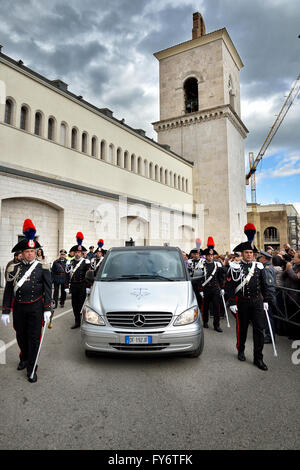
[106,311,172,328]
[109,343,170,351]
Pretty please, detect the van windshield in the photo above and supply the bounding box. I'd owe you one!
[98,249,186,281]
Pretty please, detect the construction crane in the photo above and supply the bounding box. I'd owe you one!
[246,72,300,209]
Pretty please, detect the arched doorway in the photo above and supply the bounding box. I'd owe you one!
[0,197,61,270]
[120,216,149,246]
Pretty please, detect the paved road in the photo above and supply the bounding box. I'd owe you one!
[0,300,299,450]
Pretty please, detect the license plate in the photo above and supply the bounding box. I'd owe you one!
[125,336,152,344]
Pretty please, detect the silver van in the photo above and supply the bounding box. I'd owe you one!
[81,246,204,357]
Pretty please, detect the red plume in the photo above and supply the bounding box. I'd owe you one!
[244,223,256,232]
[76,232,84,240]
[207,236,215,248]
[23,219,36,233]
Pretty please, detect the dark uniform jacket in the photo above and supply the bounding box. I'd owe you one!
[2,260,52,314]
[66,258,91,291]
[226,260,273,305]
[200,260,225,289]
[51,258,67,285]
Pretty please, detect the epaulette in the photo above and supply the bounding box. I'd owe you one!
[85,259,91,264]
[216,261,222,267]
[256,262,264,270]
[7,264,16,273]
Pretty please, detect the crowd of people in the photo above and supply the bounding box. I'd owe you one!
[182,241,300,342]
[1,218,300,382]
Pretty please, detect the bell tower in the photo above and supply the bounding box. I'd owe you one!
[153,13,248,252]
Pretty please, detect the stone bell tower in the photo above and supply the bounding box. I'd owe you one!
[153,13,248,252]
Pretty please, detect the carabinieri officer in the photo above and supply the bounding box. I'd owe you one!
[1,219,52,383]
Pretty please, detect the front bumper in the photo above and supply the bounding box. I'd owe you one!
[81,321,202,355]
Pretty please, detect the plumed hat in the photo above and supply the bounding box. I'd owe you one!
[202,236,218,256]
[70,232,87,252]
[95,238,104,253]
[233,223,258,253]
[11,219,42,253]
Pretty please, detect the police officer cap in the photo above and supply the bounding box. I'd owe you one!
[259,249,272,259]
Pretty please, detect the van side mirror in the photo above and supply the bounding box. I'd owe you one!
[85,270,95,283]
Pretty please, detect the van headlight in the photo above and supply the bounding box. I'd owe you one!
[174,307,198,326]
[82,307,105,326]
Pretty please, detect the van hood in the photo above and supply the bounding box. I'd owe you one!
[89,281,194,315]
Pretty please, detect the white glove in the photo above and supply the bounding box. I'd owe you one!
[86,288,91,294]
[200,292,204,297]
[44,311,51,324]
[263,302,269,311]
[65,288,70,294]
[1,314,10,326]
[220,289,225,296]
[230,305,238,314]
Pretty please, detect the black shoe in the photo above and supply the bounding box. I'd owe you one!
[54,302,58,309]
[203,323,209,328]
[264,336,272,344]
[28,372,38,383]
[238,351,246,361]
[17,360,28,370]
[70,323,80,329]
[214,326,223,333]
[253,359,268,371]
[27,366,38,382]
[60,303,64,308]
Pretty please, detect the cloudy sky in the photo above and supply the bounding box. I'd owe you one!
[1,0,299,211]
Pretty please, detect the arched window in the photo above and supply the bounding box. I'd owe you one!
[124,151,129,169]
[184,77,198,113]
[34,112,42,136]
[5,99,13,124]
[178,175,181,190]
[117,148,122,167]
[60,123,67,145]
[149,162,153,179]
[100,140,106,160]
[131,154,136,172]
[182,177,185,191]
[137,157,142,175]
[264,227,280,242]
[48,117,55,140]
[165,169,168,185]
[155,165,159,181]
[82,132,87,153]
[91,137,97,157]
[144,159,148,177]
[20,105,29,130]
[185,178,188,193]
[71,127,78,149]
[108,144,114,163]
[160,167,163,183]
[174,173,177,188]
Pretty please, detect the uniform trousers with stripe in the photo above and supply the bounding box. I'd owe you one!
[70,282,86,324]
[236,296,265,360]
[13,298,44,374]
[203,286,221,328]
